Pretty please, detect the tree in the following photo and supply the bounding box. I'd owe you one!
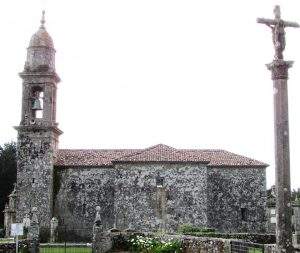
[0,142,17,227]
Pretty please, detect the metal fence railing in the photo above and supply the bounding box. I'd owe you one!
[40,243,92,253]
[231,240,265,253]
[39,227,92,253]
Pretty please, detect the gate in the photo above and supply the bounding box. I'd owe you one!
[40,226,92,253]
[231,240,264,253]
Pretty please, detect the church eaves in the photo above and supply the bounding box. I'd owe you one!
[55,144,268,168]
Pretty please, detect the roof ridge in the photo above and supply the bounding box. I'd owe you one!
[58,148,142,151]
[112,144,175,161]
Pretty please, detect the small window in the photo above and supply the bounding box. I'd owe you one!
[82,204,86,215]
[156,175,164,187]
[241,208,247,221]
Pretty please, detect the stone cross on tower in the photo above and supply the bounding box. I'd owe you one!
[257,6,299,253]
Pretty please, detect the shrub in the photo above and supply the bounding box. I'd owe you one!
[129,235,181,253]
[0,228,4,238]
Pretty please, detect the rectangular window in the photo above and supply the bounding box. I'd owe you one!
[241,208,247,221]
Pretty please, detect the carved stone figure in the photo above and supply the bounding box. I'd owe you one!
[257,5,299,60]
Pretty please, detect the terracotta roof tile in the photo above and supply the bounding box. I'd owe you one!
[55,144,267,168]
[55,149,140,166]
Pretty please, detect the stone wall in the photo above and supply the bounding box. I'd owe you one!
[207,167,266,233]
[53,167,115,230]
[114,163,208,232]
[53,164,266,234]
[16,128,57,227]
[159,234,230,253]
[54,163,208,232]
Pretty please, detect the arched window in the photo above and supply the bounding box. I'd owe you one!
[31,87,44,119]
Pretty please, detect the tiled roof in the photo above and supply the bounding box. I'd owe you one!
[55,144,267,168]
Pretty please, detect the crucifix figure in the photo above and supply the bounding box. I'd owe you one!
[257,5,299,60]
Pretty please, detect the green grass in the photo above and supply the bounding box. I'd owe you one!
[40,247,92,253]
[248,248,263,253]
[0,238,14,243]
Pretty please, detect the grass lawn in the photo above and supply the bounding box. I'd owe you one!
[40,247,92,253]
[0,238,14,243]
[248,248,263,253]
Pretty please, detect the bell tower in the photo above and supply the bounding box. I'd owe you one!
[15,11,62,227]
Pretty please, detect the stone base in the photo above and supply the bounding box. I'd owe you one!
[93,231,112,253]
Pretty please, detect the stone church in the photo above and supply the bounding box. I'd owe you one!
[13,13,268,235]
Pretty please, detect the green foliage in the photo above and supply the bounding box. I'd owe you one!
[291,189,300,203]
[0,228,4,238]
[129,235,182,253]
[248,248,263,253]
[40,247,92,253]
[0,142,17,226]
[177,224,215,234]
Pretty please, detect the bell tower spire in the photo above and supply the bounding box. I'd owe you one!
[40,10,46,28]
[19,9,60,129]
[15,11,62,228]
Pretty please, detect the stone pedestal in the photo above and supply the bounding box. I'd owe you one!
[50,217,58,243]
[3,185,17,237]
[27,207,40,253]
[266,60,293,253]
[93,227,112,253]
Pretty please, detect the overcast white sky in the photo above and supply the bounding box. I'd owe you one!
[0,0,299,189]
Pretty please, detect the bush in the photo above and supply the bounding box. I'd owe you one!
[0,228,4,238]
[129,235,182,253]
[177,224,215,234]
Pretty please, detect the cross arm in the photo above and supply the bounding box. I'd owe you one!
[257,18,300,28]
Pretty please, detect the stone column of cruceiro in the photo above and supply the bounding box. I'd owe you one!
[257,5,299,253]
[293,198,300,247]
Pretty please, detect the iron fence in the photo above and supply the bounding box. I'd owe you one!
[39,226,92,253]
[40,243,92,253]
[231,240,264,253]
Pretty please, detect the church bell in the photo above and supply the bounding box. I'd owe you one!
[32,98,42,110]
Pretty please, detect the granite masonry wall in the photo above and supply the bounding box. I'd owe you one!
[16,128,57,227]
[54,163,208,232]
[53,167,115,229]
[53,164,266,234]
[114,163,208,232]
[207,167,266,233]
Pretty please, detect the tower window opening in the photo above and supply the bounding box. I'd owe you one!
[241,208,247,221]
[31,88,44,119]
